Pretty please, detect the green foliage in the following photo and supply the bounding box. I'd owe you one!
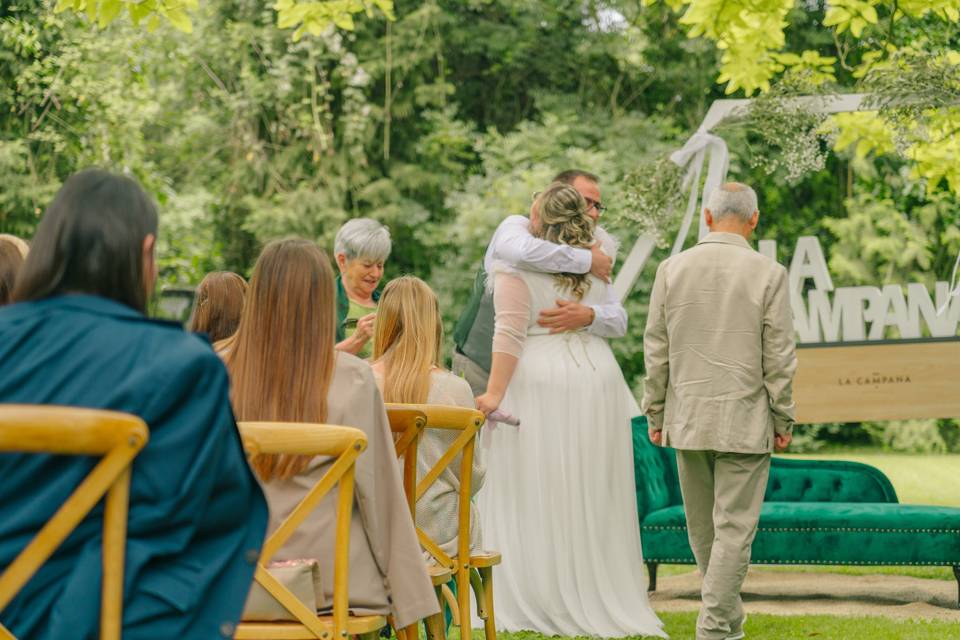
[54,0,199,32]
[275,0,394,41]
[646,0,960,197]
[3,0,960,451]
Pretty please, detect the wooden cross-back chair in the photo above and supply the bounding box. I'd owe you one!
[234,422,386,640]
[385,404,501,640]
[0,405,149,640]
[385,407,450,640]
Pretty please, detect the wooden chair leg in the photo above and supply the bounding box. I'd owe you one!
[457,566,471,637]
[441,584,459,627]
[469,568,486,619]
[646,561,658,592]
[424,596,447,640]
[477,567,496,640]
[387,615,406,640]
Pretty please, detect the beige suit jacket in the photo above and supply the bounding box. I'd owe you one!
[642,232,797,453]
[260,353,438,628]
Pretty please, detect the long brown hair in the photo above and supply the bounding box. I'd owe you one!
[371,276,443,404]
[0,239,25,306]
[223,238,337,481]
[533,182,595,300]
[189,271,248,343]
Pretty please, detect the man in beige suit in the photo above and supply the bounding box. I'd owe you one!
[642,182,797,640]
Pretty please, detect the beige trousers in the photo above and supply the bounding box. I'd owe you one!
[675,450,771,640]
[451,350,489,397]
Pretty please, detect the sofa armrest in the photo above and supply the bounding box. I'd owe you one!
[766,457,899,504]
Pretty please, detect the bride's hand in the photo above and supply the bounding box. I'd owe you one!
[475,392,502,416]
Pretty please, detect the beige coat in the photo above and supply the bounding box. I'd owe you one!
[642,232,797,453]
[259,352,439,628]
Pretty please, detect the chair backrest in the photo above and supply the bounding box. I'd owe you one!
[384,407,427,519]
[236,422,367,640]
[0,405,149,640]
[384,403,484,570]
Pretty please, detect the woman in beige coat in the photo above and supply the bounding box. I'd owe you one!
[218,238,438,628]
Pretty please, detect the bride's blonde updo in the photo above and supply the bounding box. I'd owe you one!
[533,182,596,300]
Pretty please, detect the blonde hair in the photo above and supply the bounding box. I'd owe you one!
[371,276,443,404]
[189,271,248,343]
[534,182,595,299]
[0,234,29,258]
[222,238,337,481]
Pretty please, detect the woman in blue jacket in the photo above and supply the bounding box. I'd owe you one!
[0,169,267,640]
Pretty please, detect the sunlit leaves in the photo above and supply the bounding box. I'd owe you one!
[53,0,199,33]
[274,0,395,41]
[823,0,879,38]
[825,112,897,160]
[675,0,793,95]
[773,51,838,86]
[906,109,960,194]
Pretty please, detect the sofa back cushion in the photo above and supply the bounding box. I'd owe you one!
[632,416,681,520]
[767,457,899,503]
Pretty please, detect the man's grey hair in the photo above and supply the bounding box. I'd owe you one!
[706,182,758,222]
[334,218,392,262]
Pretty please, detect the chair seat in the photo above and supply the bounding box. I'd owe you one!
[235,615,386,639]
[470,551,501,567]
[642,502,960,565]
[429,564,454,585]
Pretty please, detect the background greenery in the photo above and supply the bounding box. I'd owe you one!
[2,0,959,451]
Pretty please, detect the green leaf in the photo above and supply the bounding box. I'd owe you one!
[164,7,193,33]
[98,0,123,28]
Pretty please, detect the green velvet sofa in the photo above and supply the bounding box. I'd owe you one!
[631,417,960,606]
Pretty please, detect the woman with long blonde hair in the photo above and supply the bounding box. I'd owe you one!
[475,183,666,638]
[221,238,437,628]
[370,276,484,559]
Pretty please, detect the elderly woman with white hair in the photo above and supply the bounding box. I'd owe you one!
[334,218,391,357]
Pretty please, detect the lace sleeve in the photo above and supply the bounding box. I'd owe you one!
[491,271,531,358]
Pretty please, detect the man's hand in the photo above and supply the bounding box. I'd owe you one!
[590,242,613,283]
[648,426,663,446]
[537,300,595,333]
[774,433,792,452]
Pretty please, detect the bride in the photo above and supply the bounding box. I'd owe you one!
[475,182,667,638]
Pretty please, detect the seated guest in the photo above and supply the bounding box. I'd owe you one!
[333,218,391,357]
[189,271,248,342]
[0,169,267,639]
[0,236,26,305]
[371,276,485,560]
[222,238,438,629]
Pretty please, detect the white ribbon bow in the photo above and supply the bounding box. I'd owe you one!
[668,129,730,255]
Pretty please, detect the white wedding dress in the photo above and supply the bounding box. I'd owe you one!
[477,267,667,638]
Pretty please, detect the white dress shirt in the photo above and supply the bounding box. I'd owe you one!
[484,215,628,338]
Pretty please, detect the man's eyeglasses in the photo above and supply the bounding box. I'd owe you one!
[584,198,606,214]
[532,191,607,214]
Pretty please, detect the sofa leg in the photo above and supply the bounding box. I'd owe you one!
[953,566,960,609]
[647,562,658,592]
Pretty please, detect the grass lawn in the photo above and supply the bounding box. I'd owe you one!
[451,612,960,639]
[660,452,960,583]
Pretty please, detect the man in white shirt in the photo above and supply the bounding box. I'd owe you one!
[452,169,626,394]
